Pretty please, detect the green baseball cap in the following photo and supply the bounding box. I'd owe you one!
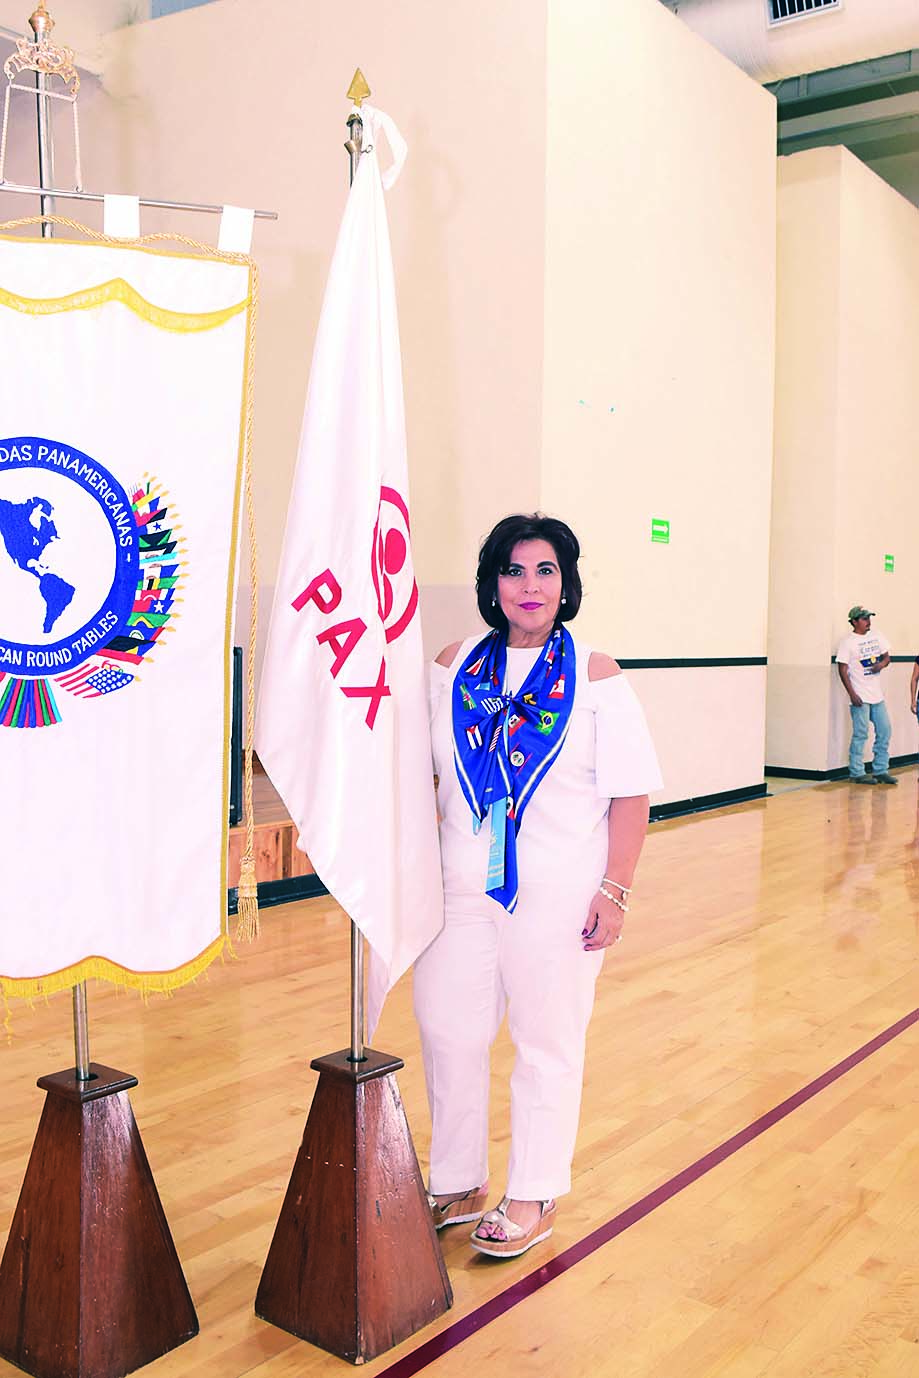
[848,605,874,621]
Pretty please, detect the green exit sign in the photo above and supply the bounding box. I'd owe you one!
[651,518,670,545]
[884,553,895,573]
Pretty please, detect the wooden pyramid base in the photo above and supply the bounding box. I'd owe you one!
[256,1048,453,1363]
[0,1063,198,1378]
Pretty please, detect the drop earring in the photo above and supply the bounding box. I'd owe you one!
[491,597,497,607]
[561,595,567,605]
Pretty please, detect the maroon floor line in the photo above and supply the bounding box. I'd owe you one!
[379,1005,919,1378]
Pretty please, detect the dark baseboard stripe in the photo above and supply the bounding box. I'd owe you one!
[650,782,766,821]
[228,874,328,914]
[766,760,914,782]
[618,657,766,670]
[766,765,848,781]
[766,756,918,781]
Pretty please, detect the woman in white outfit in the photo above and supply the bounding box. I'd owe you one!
[414,514,662,1259]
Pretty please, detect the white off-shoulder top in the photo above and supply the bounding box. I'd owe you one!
[428,636,663,898]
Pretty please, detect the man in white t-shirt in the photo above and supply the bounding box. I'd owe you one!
[836,605,896,785]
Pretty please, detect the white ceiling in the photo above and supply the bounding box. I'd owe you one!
[659,0,919,83]
[661,0,919,207]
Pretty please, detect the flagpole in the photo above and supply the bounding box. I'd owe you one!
[255,70,454,1361]
[25,0,92,1078]
[30,4,55,237]
[345,71,368,1066]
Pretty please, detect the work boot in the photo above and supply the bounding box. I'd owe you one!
[851,774,877,785]
[873,772,898,785]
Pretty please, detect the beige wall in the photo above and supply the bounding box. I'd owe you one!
[836,152,919,652]
[83,0,549,647]
[542,0,777,661]
[540,0,776,804]
[630,665,767,805]
[767,148,841,771]
[769,147,919,772]
[6,0,780,806]
[768,150,841,673]
[836,151,919,766]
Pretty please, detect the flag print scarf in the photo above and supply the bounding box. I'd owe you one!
[451,626,575,911]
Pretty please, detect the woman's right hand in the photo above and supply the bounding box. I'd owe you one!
[581,890,624,951]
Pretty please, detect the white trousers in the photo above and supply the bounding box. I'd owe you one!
[413,881,604,1200]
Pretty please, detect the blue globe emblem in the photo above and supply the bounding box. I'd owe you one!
[0,436,139,681]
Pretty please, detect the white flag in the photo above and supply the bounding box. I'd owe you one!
[256,106,443,1033]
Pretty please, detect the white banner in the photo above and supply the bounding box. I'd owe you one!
[256,106,443,1033]
[0,226,254,1000]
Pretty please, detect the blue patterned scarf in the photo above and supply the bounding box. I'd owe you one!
[451,627,576,911]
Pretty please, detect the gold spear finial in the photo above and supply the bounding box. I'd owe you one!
[346,68,371,107]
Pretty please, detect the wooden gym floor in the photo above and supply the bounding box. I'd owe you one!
[2,770,919,1377]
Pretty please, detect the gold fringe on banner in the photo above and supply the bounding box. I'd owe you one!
[0,276,248,331]
[1,935,230,1038]
[0,936,227,1006]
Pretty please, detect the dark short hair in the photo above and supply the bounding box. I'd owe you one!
[476,513,582,631]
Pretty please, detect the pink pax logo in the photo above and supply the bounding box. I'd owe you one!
[372,485,419,643]
[290,485,419,730]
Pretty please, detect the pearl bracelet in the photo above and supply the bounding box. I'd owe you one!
[602,878,632,895]
[600,885,629,912]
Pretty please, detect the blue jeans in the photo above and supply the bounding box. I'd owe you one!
[849,701,891,777]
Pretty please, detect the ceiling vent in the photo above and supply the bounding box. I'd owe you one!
[767,0,842,26]
[659,0,909,84]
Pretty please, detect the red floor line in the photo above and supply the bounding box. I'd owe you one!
[378,1005,919,1378]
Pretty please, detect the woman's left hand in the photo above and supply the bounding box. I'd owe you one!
[581,890,624,951]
